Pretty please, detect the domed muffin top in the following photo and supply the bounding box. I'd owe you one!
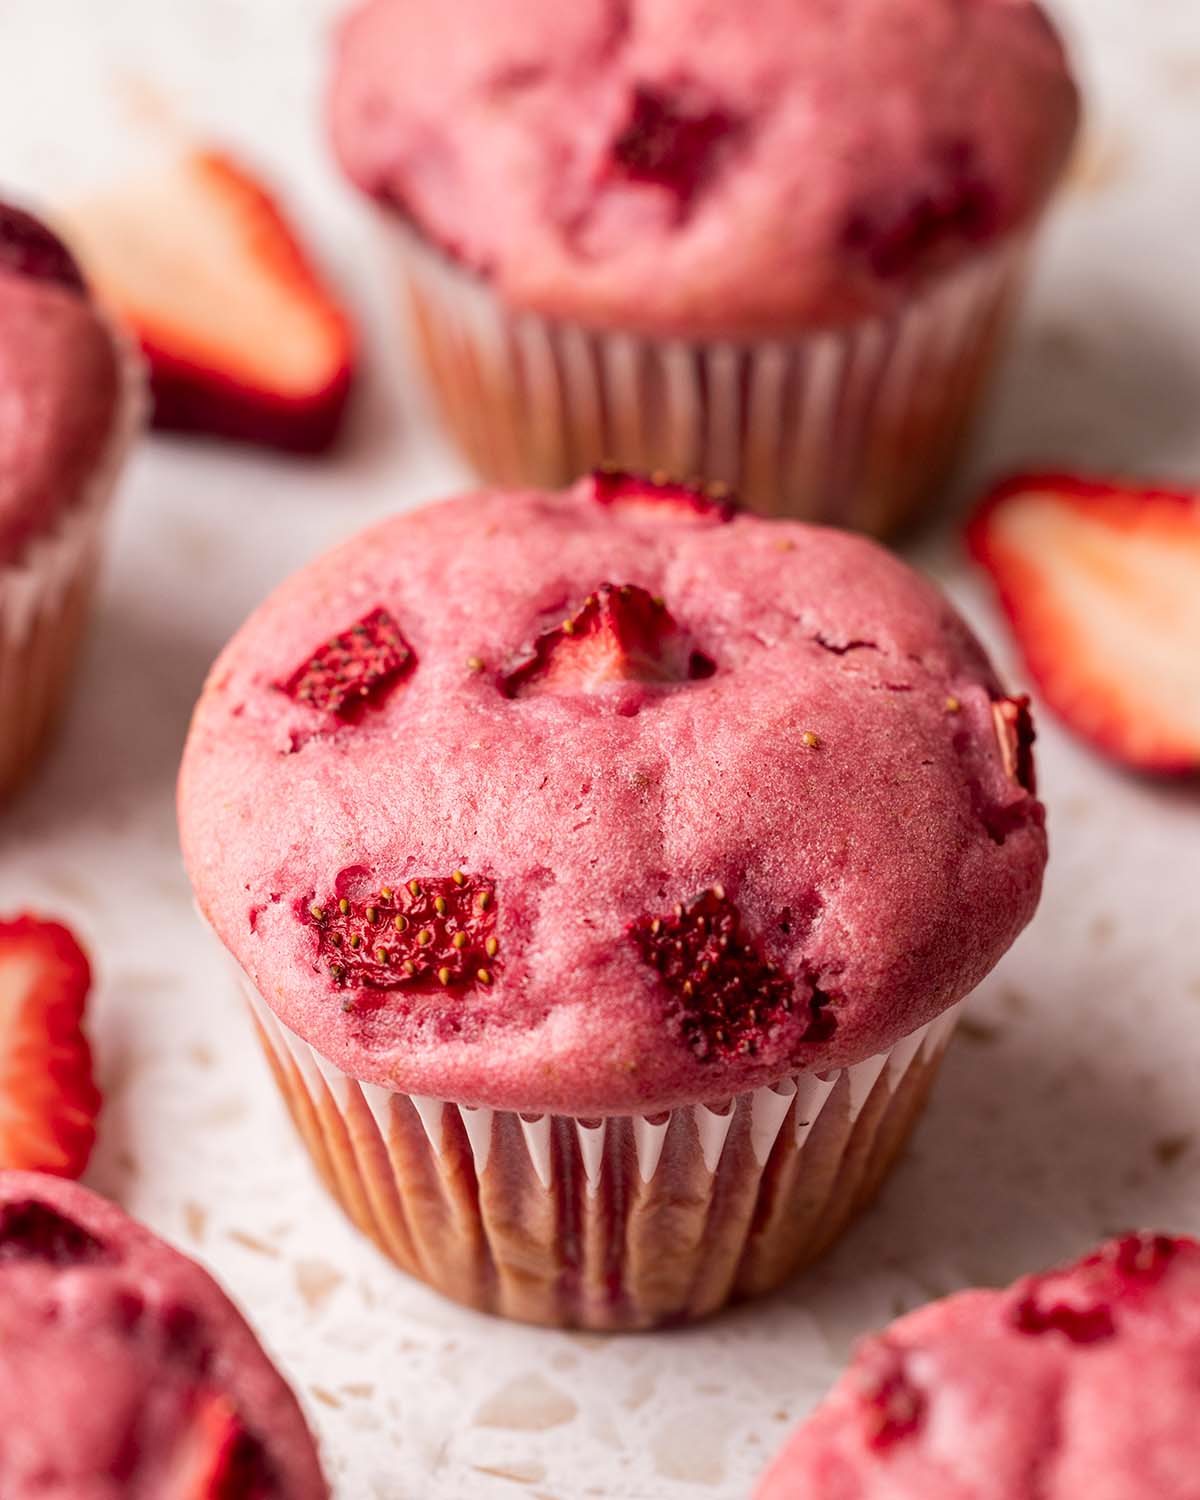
[757,1233,1200,1500]
[0,1171,327,1499]
[329,0,1079,334]
[0,201,124,565]
[180,475,1044,1114]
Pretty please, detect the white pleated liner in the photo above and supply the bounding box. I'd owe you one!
[245,978,962,1191]
[395,223,1027,534]
[0,336,145,797]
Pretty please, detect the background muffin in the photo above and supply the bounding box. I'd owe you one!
[179,472,1045,1329]
[0,1170,328,1498]
[329,0,1079,533]
[0,202,142,804]
[757,1232,1200,1499]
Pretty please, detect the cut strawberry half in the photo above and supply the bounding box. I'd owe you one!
[967,473,1200,774]
[589,467,737,523]
[502,583,714,698]
[166,1391,269,1500]
[0,915,100,1178]
[60,150,355,453]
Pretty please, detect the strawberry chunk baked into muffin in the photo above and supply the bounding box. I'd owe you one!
[757,1232,1200,1500]
[179,472,1046,1328]
[0,1172,327,1499]
[329,0,1078,534]
[0,201,141,804]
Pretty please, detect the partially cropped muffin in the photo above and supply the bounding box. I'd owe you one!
[0,201,142,804]
[329,0,1078,533]
[757,1232,1200,1499]
[0,1171,327,1498]
[179,471,1046,1329]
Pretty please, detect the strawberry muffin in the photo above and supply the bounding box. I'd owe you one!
[0,1171,327,1498]
[757,1232,1200,1499]
[329,0,1079,534]
[179,471,1046,1329]
[0,201,142,804]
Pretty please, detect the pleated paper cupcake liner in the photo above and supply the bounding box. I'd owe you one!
[242,971,962,1330]
[393,225,1027,537]
[0,341,144,804]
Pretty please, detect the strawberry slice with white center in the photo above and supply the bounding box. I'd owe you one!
[0,915,100,1177]
[58,150,355,453]
[967,473,1200,773]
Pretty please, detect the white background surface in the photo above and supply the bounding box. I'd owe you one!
[2,2,1199,1496]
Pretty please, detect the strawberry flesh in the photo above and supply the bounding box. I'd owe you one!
[304,871,498,995]
[589,467,737,523]
[1109,1230,1180,1282]
[502,583,713,698]
[992,695,1037,794]
[0,203,86,292]
[630,887,801,1061]
[58,151,355,453]
[610,85,741,209]
[1010,1295,1115,1345]
[855,1342,925,1450]
[276,607,414,719]
[1011,1233,1182,1346]
[169,1391,273,1500]
[0,1200,110,1266]
[968,472,1200,774]
[0,915,99,1178]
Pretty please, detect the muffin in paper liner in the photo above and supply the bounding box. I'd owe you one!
[393,226,1026,538]
[0,342,144,804]
[241,968,962,1331]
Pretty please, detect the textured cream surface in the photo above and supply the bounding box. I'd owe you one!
[1,0,1199,1496]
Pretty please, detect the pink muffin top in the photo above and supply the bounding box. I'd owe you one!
[179,474,1045,1115]
[0,1171,327,1499]
[0,202,124,567]
[329,0,1079,334]
[757,1232,1200,1500]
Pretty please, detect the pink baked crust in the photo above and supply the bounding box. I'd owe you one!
[178,478,1045,1115]
[0,1171,327,1499]
[328,0,1079,335]
[0,267,123,566]
[756,1233,1200,1500]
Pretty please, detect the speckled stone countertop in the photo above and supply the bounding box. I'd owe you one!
[1,2,1199,1496]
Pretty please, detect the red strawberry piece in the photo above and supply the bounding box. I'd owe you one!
[610,85,742,208]
[0,1199,110,1266]
[276,607,414,719]
[1108,1231,1180,1282]
[0,202,86,292]
[0,915,100,1178]
[1010,1293,1115,1345]
[166,1391,270,1500]
[502,583,714,698]
[304,871,498,996]
[991,695,1037,794]
[854,1341,925,1450]
[967,473,1200,774]
[629,886,808,1061]
[59,151,355,453]
[589,466,737,523]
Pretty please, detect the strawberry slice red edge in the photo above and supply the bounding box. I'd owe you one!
[0,914,100,1179]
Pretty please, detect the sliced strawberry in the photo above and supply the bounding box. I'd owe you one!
[0,916,99,1178]
[589,467,737,523]
[166,1391,269,1500]
[0,202,86,292]
[304,869,498,996]
[629,887,804,1061]
[609,86,743,209]
[60,151,355,453]
[276,606,415,719]
[502,583,714,698]
[967,473,1200,774]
